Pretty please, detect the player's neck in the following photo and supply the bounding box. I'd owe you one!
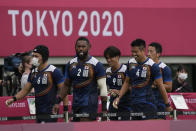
[111,63,121,72]
[38,62,48,71]
[154,58,160,64]
[138,56,147,63]
[79,55,90,63]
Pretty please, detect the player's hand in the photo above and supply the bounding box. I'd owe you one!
[151,84,156,88]
[5,98,14,106]
[52,104,59,114]
[166,106,173,112]
[113,97,120,109]
[151,81,157,88]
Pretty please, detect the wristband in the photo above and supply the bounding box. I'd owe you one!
[165,103,170,107]
[63,105,68,111]
[102,101,107,111]
[12,96,17,101]
[55,97,62,104]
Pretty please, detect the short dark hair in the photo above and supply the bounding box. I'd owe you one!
[104,46,121,58]
[149,42,162,54]
[75,37,91,47]
[131,38,146,50]
[33,45,49,63]
[177,64,187,72]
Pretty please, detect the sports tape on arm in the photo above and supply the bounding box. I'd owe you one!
[97,78,108,96]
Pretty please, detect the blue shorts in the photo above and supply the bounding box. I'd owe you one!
[72,105,98,122]
[131,103,157,120]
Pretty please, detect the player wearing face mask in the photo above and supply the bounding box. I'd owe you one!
[172,65,193,92]
[32,57,40,67]
[178,72,188,81]
[5,45,65,123]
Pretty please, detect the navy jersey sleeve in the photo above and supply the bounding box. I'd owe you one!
[95,62,106,79]
[151,63,162,80]
[125,62,133,79]
[53,68,65,84]
[125,62,129,77]
[64,63,70,79]
[27,72,33,83]
[162,66,172,82]
[125,70,129,77]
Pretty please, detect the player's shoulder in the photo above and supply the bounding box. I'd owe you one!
[31,65,57,73]
[159,61,171,72]
[45,65,57,72]
[144,58,156,66]
[86,56,100,66]
[128,58,137,64]
[119,64,127,72]
[69,57,78,64]
[106,67,112,73]
[106,64,127,73]
[158,61,167,68]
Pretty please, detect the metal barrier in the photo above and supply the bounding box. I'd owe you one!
[1,110,196,122]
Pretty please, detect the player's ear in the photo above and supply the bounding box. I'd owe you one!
[88,43,91,49]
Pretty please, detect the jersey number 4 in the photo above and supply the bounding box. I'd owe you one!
[136,69,147,78]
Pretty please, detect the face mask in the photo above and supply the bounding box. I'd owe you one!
[178,73,188,80]
[32,57,40,67]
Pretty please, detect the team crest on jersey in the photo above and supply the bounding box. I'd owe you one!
[84,65,89,69]
[143,67,147,70]
[72,65,76,69]
[118,75,121,78]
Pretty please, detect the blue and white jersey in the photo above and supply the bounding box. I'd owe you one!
[153,61,172,108]
[28,65,64,114]
[159,62,172,83]
[127,57,162,105]
[106,64,131,107]
[65,56,106,107]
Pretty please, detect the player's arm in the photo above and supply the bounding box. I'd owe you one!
[63,95,69,122]
[53,78,70,115]
[119,76,130,99]
[60,79,69,101]
[113,76,130,109]
[97,77,108,112]
[55,64,70,105]
[54,78,69,109]
[6,82,32,106]
[152,64,172,111]
[51,67,69,115]
[163,81,172,92]
[53,79,69,120]
[162,66,172,92]
[154,78,172,111]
